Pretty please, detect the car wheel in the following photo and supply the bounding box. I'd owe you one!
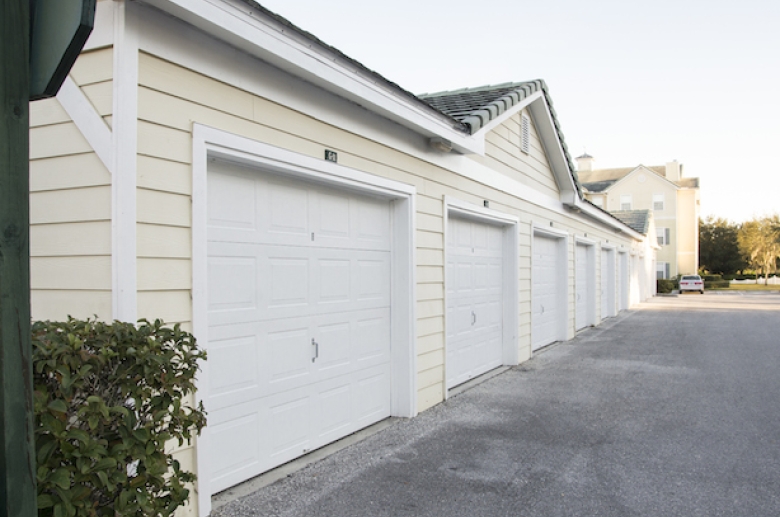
[700,290,704,294]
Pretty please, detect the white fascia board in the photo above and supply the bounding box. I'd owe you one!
[527,96,578,201]
[471,91,544,136]
[140,0,483,154]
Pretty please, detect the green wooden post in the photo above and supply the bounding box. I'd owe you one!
[0,0,37,515]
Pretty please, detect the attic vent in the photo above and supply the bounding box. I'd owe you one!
[520,114,530,154]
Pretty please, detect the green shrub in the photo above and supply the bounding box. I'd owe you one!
[657,279,676,293]
[701,274,722,282]
[704,280,731,289]
[32,318,206,517]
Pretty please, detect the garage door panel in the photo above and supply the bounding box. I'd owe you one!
[354,312,391,362]
[208,255,258,314]
[268,393,311,459]
[207,243,390,326]
[318,258,351,303]
[208,331,259,406]
[207,166,257,232]
[316,383,352,438]
[314,321,351,372]
[355,196,392,249]
[269,256,310,307]
[353,367,392,424]
[576,244,589,330]
[209,410,262,491]
[267,325,311,386]
[356,258,391,302]
[315,191,351,241]
[266,179,310,241]
[532,234,563,350]
[601,249,615,319]
[209,166,391,252]
[446,216,504,389]
[207,162,394,494]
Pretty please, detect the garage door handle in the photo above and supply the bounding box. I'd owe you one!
[312,338,319,363]
[471,311,476,326]
[540,305,545,314]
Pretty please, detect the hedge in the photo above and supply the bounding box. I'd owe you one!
[657,279,677,294]
[32,318,206,517]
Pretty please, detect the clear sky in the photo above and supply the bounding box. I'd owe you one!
[259,0,779,223]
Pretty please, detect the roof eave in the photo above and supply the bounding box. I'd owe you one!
[141,0,485,154]
[566,199,646,240]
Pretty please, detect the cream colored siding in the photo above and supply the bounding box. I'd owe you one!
[68,47,113,86]
[30,122,94,159]
[29,48,113,321]
[137,224,191,258]
[29,97,70,127]
[477,112,559,198]
[30,154,110,191]
[604,170,679,275]
[137,155,191,195]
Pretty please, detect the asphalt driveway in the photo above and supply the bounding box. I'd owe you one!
[214,292,780,517]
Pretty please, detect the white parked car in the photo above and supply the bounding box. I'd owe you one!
[679,274,704,294]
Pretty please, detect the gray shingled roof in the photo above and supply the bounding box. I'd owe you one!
[418,81,580,193]
[235,3,584,199]
[419,82,542,133]
[239,0,469,133]
[581,180,618,193]
[579,165,699,192]
[610,210,651,235]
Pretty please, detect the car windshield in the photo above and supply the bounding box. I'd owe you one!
[681,276,700,280]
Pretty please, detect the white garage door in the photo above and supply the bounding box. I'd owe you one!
[601,248,615,319]
[446,216,503,389]
[618,252,629,311]
[575,243,591,330]
[532,233,563,350]
[206,161,392,493]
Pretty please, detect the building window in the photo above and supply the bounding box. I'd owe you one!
[653,194,665,211]
[656,262,670,279]
[520,114,530,154]
[656,227,670,246]
[620,194,632,211]
[591,196,603,208]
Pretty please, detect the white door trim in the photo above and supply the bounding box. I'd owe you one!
[531,223,569,350]
[443,197,519,396]
[192,124,416,515]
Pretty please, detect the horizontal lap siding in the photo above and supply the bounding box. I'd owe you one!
[136,52,638,415]
[29,49,113,321]
[479,112,559,198]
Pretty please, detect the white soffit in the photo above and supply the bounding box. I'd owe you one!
[140,0,483,154]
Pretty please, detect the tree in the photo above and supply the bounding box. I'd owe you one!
[737,214,780,284]
[699,216,745,275]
